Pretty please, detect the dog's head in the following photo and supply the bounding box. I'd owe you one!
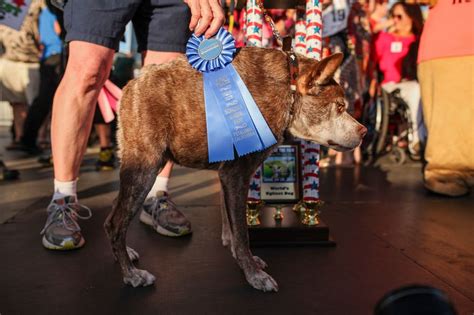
[288,53,367,151]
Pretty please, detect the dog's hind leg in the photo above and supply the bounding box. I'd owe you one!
[104,158,164,287]
[109,197,140,262]
[218,157,278,292]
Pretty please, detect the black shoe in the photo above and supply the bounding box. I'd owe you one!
[5,141,23,151]
[0,161,19,180]
[21,143,43,155]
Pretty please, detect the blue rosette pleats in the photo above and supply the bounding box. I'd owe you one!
[186,28,277,163]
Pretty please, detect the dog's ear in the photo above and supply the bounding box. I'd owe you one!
[313,53,343,85]
[297,53,343,94]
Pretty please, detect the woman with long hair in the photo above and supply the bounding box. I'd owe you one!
[374,2,425,157]
[376,2,424,83]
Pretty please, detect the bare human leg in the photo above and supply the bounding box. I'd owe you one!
[41,41,115,250]
[11,102,28,143]
[51,41,115,181]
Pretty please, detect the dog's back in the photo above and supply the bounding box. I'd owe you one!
[118,47,293,169]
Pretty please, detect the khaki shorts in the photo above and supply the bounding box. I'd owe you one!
[0,58,40,105]
[418,55,474,193]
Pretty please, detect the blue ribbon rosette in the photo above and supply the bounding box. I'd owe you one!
[186,27,277,163]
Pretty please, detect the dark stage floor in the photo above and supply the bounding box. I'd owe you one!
[0,139,473,314]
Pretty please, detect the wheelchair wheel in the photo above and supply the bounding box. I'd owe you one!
[360,89,390,164]
[374,89,391,156]
[390,146,407,165]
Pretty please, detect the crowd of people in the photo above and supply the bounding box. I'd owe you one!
[0,0,125,171]
[2,0,427,170]
[223,0,473,197]
[0,0,472,250]
[227,1,428,166]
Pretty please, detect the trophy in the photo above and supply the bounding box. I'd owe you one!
[273,204,284,221]
[246,200,264,226]
[292,200,305,213]
[302,200,323,226]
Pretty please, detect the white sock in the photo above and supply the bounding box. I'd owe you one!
[53,178,77,200]
[146,176,169,199]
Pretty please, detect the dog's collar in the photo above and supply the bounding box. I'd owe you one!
[282,36,298,92]
[288,51,298,92]
[285,50,299,122]
[282,35,299,93]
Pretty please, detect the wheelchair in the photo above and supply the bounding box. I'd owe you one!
[361,86,420,165]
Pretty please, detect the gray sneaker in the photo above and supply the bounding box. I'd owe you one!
[139,191,192,237]
[40,196,92,250]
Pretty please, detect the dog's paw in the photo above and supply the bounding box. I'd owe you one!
[253,256,267,269]
[127,246,140,261]
[123,268,156,287]
[246,270,279,292]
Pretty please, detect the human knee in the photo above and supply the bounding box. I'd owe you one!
[65,44,114,92]
[67,60,110,93]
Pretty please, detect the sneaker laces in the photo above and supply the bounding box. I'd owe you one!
[40,201,92,235]
[148,194,178,224]
[157,193,180,211]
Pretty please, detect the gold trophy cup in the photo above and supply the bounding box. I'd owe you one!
[273,204,284,221]
[302,200,323,226]
[246,200,264,226]
[292,200,306,213]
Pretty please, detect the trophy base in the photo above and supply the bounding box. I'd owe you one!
[248,205,336,247]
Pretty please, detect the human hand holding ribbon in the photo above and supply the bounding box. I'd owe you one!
[186,28,277,163]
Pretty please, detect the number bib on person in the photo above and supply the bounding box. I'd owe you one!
[390,41,403,53]
[322,1,350,38]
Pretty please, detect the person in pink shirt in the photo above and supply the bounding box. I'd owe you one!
[376,31,416,85]
[374,2,425,156]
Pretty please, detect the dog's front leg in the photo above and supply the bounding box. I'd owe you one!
[218,161,278,292]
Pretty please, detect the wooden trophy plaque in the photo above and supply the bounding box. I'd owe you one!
[248,143,335,247]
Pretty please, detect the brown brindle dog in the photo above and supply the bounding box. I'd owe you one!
[104,47,367,292]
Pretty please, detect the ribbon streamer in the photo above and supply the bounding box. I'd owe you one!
[97,80,122,123]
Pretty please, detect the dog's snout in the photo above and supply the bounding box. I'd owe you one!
[358,125,368,138]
